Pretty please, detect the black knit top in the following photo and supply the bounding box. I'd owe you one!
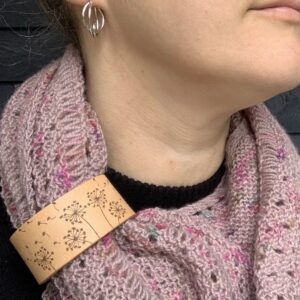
[0,159,226,299]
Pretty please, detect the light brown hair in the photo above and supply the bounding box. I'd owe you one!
[37,0,80,48]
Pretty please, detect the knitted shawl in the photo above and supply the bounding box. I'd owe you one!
[1,43,300,300]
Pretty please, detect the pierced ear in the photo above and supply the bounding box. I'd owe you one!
[64,0,102,6]
[64,0,85,6]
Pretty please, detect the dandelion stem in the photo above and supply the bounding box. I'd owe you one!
[81,216,100,238]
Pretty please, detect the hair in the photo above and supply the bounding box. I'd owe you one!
[36,0,80,49]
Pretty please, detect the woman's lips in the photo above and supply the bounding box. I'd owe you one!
[250,6,300,23]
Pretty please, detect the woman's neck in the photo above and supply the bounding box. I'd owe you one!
[81,36,232,186]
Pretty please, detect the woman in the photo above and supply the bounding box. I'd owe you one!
[0,0,300,299]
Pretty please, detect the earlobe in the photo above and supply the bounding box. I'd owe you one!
[64,0,85,6]
[64,0,102,7]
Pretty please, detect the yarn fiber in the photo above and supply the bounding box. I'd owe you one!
[0,43,300,299]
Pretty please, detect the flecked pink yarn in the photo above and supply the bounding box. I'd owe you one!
[1,43,300,299]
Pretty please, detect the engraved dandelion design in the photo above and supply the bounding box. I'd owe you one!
[87,187,108,209]
[33,246,56,271]
[109,199,127,224]
[63,227,93,251]
[59,200,100,238]
[87,184,113,228]
[60,200,86,224]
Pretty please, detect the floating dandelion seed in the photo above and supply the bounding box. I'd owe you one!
[25,244,33,255]
[37,220,47,226]
[51,200,59,211]
[42,231,51,238]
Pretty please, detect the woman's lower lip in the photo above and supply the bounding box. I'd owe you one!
[251,6,300,23]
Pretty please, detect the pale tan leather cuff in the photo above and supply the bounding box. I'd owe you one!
[9,175,136,284]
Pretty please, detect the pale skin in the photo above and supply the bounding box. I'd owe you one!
[65,0,300,186]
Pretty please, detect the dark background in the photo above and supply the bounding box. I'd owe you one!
[1,0,300,152]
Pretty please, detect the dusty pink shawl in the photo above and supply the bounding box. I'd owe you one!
[1,43,300,299]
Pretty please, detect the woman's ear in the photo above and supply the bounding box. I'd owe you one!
[64,0,103,7]
[64,0,85,6]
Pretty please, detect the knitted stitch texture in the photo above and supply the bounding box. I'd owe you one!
[0,43,300,300]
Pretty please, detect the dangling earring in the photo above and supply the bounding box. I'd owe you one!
[82,0,105,38]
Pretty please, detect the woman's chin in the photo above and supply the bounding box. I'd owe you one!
[255,62,300,96]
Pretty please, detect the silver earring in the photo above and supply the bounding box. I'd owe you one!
[82,0,105,38]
